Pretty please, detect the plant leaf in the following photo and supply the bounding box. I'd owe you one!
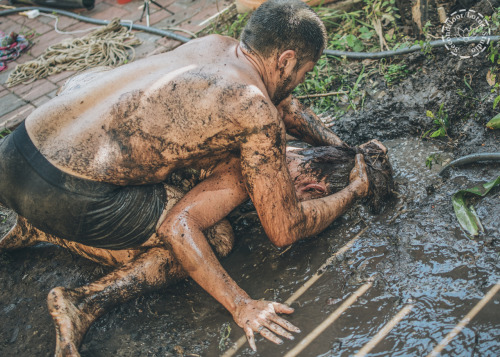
[486,113,500,129]
[452,193,482,236]
[493,95,500,110]
[452,175,500,237]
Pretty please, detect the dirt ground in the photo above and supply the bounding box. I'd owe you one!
[1,36,499,357]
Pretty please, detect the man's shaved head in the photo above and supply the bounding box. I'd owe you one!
[240,0,327,66]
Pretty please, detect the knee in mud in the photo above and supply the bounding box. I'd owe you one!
[145,247,174,265]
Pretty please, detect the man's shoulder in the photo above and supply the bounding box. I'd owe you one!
[181,34,238,55]
[225,86,279,127]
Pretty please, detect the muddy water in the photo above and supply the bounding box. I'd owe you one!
[203,137,499,357]
[0,136,498,356]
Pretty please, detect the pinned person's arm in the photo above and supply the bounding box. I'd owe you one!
[278,95,346,147]
[239,118,369,248]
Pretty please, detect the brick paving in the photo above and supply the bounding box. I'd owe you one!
[0,0,234,129]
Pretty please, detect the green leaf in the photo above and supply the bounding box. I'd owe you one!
[452,175,500,237]
[360,31,374,40]
[345,34,356,47]
[486,113,500,129]
[493,95,500,109]
[352,41,365,52]
[426,110,434,118]
[430,128,443,137]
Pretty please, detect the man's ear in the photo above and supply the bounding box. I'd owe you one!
[278,50,297,71]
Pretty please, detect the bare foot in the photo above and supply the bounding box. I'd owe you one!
[47,287,95,357]
[0,215,38,250]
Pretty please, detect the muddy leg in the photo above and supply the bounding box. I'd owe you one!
[0,215,43,250]
[0,214,144,266]
[47,247,186,357]
[45,218,235,356]
[1,183,234,267]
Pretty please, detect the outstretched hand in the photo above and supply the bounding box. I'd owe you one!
[349,154,370,198]
[233,299,300,351]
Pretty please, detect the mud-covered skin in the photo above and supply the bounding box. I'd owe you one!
[279,96,345,147]
[0,184,234,357]
[19,34,371,350]
[0,145,383,356]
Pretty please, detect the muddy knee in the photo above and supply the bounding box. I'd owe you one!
[0,214,39,250]
[141,247,187,281]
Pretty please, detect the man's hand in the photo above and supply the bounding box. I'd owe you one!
[234,299,300,351]
[359,139,387,154]
[349,154,370,198]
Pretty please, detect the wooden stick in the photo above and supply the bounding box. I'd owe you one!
[354,304,415,357]
[285,226,368,305]
[284,281,373,357]
[427,280,500,357]
[296,90,349,99]
[221,227,369,357]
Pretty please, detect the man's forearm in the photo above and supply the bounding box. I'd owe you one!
[161,218,252,317]
[252,154,368,248]
[281,97,345,147]
[300,181,360,238]
[274,180,361,247]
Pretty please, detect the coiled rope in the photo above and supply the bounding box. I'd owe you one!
[6,18,141,87]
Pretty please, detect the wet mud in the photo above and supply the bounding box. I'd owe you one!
[1,48,500,356]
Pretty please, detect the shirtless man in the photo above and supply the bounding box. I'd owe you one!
[0,0,373,353]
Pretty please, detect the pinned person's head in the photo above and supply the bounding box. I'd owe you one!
[287,145,394,213]
[240,0,327,104]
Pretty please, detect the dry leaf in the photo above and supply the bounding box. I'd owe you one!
[486,70,496,86]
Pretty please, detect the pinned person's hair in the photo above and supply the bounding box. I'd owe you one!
[291,143,395,214]
[240,0,327,66]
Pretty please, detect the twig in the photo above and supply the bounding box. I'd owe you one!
[296,90,349,99]
[278,245,292,256]
[388,208,408,224]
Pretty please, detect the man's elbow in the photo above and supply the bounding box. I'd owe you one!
[265,220,305,248]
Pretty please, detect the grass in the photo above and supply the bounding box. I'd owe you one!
[383,63,409,85]
[423,103,449,139]
[0,129,11,139]
[425,153,441,169]
[209,1,422,116]
[211,12,249,39]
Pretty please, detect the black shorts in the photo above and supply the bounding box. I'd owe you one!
[0,122,166,249]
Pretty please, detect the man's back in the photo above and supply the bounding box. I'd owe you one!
[25,35,271,185]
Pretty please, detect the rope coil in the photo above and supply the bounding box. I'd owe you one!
[6,18,141,87]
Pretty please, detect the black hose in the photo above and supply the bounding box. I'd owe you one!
[0,6,498,57]
[439,152,500,175]
[325,36,500,59]
[0,6,191,43]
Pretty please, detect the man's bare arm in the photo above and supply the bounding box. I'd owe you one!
[158,157,300,351]
[240,120,368,247]
[279,96,346,147]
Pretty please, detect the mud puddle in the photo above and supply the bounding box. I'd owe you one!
[205,137,499,357]
[0,134,498,357]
